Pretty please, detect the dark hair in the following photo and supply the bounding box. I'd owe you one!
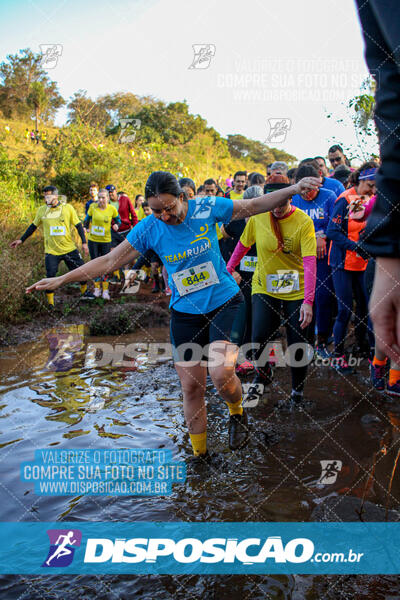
[287,168,297,180]
[234,171,246,180]
[204,178,217,186]
[135,194,144,201]
[299,157,320,171]
[179,177,196,194]
[314,156,326,165]
[197,185,205,194]
[295,164,319,182]
[328,144,344,154]
[353,160,379,186]
[216,186,224,196]
[43,185,58,194]
[249,172,265,186]
[145,171,182,200]
[142,200,149,208]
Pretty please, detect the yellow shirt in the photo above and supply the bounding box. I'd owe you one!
[240,207,316,300]
[33,203,80,256]
[229,190,244,200]
[136,206,145,221]
[87,204,118,243]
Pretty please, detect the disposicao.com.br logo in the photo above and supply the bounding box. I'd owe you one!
[82,536,362,566]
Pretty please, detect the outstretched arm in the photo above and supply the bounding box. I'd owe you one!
[10,223,37,248]
[231,177,321,220]
[26,240,139,293]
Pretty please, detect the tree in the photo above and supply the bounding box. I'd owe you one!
[27,82,49,130]
[0,48,64,121]
[67,90,111,128]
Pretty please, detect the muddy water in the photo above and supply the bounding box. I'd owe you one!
[1,324,400,598]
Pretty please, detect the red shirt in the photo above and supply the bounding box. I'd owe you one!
[118,195,138,231]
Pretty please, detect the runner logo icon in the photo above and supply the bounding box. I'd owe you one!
[42,529,82,567]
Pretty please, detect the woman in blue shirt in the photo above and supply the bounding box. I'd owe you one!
[27,171,320,460]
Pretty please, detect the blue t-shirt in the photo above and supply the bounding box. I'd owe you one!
[322,176,345,198]
[126,196,239,314]
[291,188,336,235]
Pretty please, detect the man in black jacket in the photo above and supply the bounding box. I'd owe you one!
[356,0,400,363]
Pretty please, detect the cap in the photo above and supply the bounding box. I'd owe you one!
[270,161,288,172]
[105,184,116,192]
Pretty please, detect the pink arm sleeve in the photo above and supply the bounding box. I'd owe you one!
[226,241,250,274]
[303,255,317,305]
[363,194,376,219]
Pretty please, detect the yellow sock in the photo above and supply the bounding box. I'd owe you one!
[46,292,54,306]
[389,369,400,387]
[94,281,101,289]
[102,281,109,290]
[80,283,87,294]
[373,356,387,367]
[189,431,207,456]
[226,397,243,416]
[113,270,120,280]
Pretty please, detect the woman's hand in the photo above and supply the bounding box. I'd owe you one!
[82,243,89,256]
[112,224,119,232]
[295,177,321,196]
[299,302,313,329]
[10,239,22,249]
[316,237,327,259]
[232,271,242,285]
[26,276,64,293]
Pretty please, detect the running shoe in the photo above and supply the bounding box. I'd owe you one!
[330,354,354,374]
[80,290,95,300]
[228,410,249,450]
[235,360,255,376]
[290,390,304,404]
[370,363,386,392]
[387,380,400,396]
[102,289,111,301]
[93,287,101,298]
[315,344,331,360]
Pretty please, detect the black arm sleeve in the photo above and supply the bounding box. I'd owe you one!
[20,224,37,243]
[75,222,87,244]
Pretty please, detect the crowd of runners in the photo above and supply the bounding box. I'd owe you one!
[14,142,395,460]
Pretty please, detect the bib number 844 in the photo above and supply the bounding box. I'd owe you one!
[183,271,209,287]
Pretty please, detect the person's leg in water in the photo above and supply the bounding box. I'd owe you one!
[44,253,62,306]
[208,292,248,449]
[251,293,281,394]
[284,298,314,403]
[331,268,354,372]
[151,261,161,293]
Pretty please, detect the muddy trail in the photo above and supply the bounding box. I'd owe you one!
[1,323,400,598]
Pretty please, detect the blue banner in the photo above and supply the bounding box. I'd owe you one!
[0,522,399,574]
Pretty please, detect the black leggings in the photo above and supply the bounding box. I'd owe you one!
[45,250,85,285]
[88,241,111,282]
[251,293,314,393]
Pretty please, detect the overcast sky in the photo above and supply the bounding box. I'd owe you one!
[0,0,373,162]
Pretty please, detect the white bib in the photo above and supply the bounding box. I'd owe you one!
[172,261,219,296]
[266,270,300,294]
[240,256,258,272]
[92,225,105,236]
[50,225,66,236]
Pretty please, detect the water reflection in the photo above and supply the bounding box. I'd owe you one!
[1,325,400,598]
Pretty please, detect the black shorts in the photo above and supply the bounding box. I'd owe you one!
[88,240,112,259]
[170,291,244,363]
[45,249,85,282]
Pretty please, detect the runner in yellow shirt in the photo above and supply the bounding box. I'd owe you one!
[84,189,121,300]
[10,186,93,306]
[228,178,317,406]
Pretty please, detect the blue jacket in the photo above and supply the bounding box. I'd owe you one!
[322,176,345,198]
[291,188,336,235]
